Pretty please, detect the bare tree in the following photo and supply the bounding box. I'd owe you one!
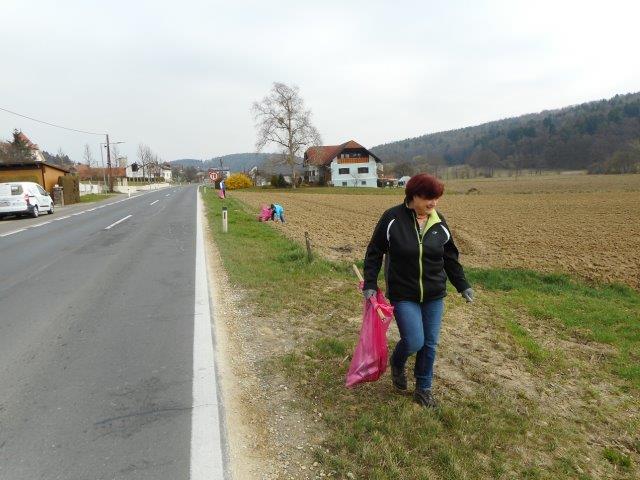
[111,144,121,167]
[394,161,415,177]
[252,82,321,188]
[151,154,160,178]
[83,144,94,167]
[137,144,153,164]
[424,154,446,178]
[137,144,154,181]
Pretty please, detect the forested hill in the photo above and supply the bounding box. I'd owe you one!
[370,92,640,172]
[171,152,271,171]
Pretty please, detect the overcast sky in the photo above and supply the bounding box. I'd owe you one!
[1,0,639,164]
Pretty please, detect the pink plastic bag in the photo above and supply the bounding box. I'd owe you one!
[218,189,225,199]
[345,289,394,388]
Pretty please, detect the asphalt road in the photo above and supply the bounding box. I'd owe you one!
[0,186,225,479]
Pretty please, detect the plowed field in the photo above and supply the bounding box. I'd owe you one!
[232,174,640,289]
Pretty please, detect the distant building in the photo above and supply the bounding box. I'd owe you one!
[303,140,383,187]
[248,166,269,187]
[161,163,172,182]
[76,164,126,180]
[126,162,169,180]
[0,131,70,193]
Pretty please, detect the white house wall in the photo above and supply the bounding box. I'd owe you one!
[330,157,378,187]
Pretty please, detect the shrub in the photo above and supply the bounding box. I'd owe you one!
[225,173,252,190]
[270,173,289,188]
[58,175,80,204]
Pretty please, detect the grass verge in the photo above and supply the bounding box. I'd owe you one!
[203,188,639,479]
[79,193,117,203]
[468,268,640,389]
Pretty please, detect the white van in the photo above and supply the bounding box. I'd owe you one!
[0,182,55,219]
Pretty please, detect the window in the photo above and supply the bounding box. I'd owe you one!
[338,168,349,175]
[342,181,347,186]
[361,181,366,186]
[357,167,369,174]
[37,185,47,195]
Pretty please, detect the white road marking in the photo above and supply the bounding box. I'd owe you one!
[165,194,170,197]
[150,200,159,206]
[104,214,132,230]
[191,190,225,479]
[0,228,26,237]
[56,215,71,220]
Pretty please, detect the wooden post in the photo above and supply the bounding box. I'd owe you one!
[304,231,312,262]
[222,206,228,233]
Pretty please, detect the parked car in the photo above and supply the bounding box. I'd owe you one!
[0,182,54,219]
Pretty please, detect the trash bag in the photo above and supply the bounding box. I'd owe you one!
[345,289,394,388]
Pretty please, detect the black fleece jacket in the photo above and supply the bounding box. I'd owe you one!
[363,203,470,303]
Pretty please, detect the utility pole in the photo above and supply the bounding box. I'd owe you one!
[105,134,113,192]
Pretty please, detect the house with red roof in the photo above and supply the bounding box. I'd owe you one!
[303,140,383,187]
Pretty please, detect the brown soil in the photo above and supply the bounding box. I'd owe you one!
[233,177,640,289]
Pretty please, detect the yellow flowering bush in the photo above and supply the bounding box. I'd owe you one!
[224,173,252,190]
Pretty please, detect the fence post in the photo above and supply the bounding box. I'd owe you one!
[222,206,228,233]
[304,231,313,262]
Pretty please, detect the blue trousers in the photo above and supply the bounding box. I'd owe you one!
[390,298,445,391]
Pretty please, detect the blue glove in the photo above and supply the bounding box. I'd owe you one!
[461,288,474,303]
[363,289,376,300]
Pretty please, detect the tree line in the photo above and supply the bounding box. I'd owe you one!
[371,92,640,175]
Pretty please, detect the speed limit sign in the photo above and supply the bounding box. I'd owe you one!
[209,171,219,182]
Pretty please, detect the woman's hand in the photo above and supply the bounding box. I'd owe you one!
[461,288,474,303]
[363,289,377,300]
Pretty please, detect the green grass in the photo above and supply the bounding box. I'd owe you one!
[468,268,640,389]
[79,193,117,203]
[203,191,357,317]
[603,448,633,469]
[202,188,639,479]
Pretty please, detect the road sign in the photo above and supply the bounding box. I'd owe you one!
[209,171,219,182]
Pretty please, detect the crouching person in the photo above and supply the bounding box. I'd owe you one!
[271,203,285,223]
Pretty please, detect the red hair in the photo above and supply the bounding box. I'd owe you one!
[405,173,444,200]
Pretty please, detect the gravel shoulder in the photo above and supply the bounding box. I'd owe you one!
[203,210,326,479]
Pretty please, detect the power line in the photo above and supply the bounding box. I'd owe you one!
[0,106,105,136]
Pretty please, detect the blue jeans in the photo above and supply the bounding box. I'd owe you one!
[390,298,445,391]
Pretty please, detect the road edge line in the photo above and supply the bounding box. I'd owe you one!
[190,187,226,479]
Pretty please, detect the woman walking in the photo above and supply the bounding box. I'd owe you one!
[362,173,473,408]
